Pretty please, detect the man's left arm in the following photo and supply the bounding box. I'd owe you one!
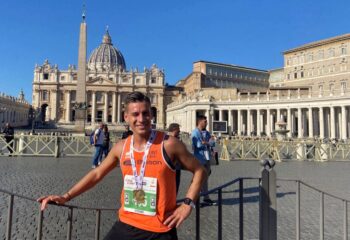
[163,136,207,228]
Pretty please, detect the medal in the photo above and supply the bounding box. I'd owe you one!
[129,130,156,201]
[133,189,146,204]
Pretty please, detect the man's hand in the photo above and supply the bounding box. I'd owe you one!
[37,195,68,211]
[163,204,192,228]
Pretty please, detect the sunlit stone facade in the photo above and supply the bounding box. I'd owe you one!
[167,35,350,140]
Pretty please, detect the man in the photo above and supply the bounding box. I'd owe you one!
[91,123,104,168]
[191,115,216,205]
[121,124,133,139]
[167,123,181,194]
[2,122,14,156]
[38,92,206,240]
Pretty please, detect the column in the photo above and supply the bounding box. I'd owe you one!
[228,109,232,135]
[104,92,109,123]
[219,110,223,121]
[91,91,96,124]
[192,110,196,131]
[65,91,71,122]
[112,92,117,123]
[266,109,271,137]
[50,90,58,121]
[287,108,291,137]
[330,106,335,139]
[342,106,347,140]
[117,92,121,123]
[187,110,191,133]
[308,107,313,138]
[247,109,251,136]
[277,109,281,121]
[237,109,242,136]
[319,107,324,138]
[298,108,302,138]
[257,109,261,136]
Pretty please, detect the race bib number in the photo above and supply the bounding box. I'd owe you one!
[123,175,157,216]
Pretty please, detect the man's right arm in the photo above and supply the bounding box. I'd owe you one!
[37,140,125,210]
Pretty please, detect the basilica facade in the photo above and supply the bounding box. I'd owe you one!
[167,34,350,140]
[32,29,167,129]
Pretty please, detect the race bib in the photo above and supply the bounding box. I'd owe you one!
[123,175,157,216]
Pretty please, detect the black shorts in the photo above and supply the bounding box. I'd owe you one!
[104,221,178,240]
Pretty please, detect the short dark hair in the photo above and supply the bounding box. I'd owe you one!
[196,115,207,125]
[168,123,180,132]
[124,92,151,108]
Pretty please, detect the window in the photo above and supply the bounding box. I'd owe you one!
[136,78,140,84]
[73,74,77,81]
[308,54,313,62]
[330,83,335,94]
[329,48,335,57]
[318,50,324,59]
[341,46,347,55]
[151,77,156,84]
[287,58,291,66]
[42,90,48,101]
[319,85,323,94]
[60,76,65,81]
[294,72,297,79]
[96,92,102,102]
[287,74,290,80]
[71,91,76,102]
[341,81,347,93]
[43,73,49,80]
[301,71,304,78]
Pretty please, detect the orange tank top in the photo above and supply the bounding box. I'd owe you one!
[118,131,177,233]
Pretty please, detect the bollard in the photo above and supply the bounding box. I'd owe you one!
[259,159,277,240]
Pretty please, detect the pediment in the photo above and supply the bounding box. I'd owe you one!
[87,77,115,86]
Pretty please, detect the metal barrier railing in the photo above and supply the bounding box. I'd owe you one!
[1,176,259,240]
[2,176,349,239]
[221,139,350,161]
[0,134,121,157]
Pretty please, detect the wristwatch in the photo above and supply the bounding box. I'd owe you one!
[183,197,196,209]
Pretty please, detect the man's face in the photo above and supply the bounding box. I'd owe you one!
[124,101,152,135]
[198,119,208,129]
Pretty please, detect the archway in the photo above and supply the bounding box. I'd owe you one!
[40,104,48,123]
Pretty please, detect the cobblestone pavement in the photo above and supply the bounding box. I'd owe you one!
[1,154,350,239]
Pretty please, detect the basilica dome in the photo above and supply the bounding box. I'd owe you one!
[88,30,126,71]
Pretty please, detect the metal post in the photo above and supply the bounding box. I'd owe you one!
[239,178,244,240]
[218,189,222,240]
[66,207,73,240]
[95,210,101,240]
[296,181,300,240]
[36,206,43,240]
[196,199,200,240]
[259,159,277,240]
[320,192,324,240]
[344,200,348,240]
[6,194,14,240]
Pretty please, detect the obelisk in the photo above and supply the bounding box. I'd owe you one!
[74,9,87,133]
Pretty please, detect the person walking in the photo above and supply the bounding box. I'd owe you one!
[38,92,207,240]
[121,125,133,139]
[191,115,216,205]
[2,122,14,156]
[102,124,110,159]
[91,123,104,168]
[168,123,181,194]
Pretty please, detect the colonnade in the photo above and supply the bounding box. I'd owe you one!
[174,105,350,140]
[63,90,164,126]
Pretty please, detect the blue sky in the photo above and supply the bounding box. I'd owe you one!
[0,0,349,103]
